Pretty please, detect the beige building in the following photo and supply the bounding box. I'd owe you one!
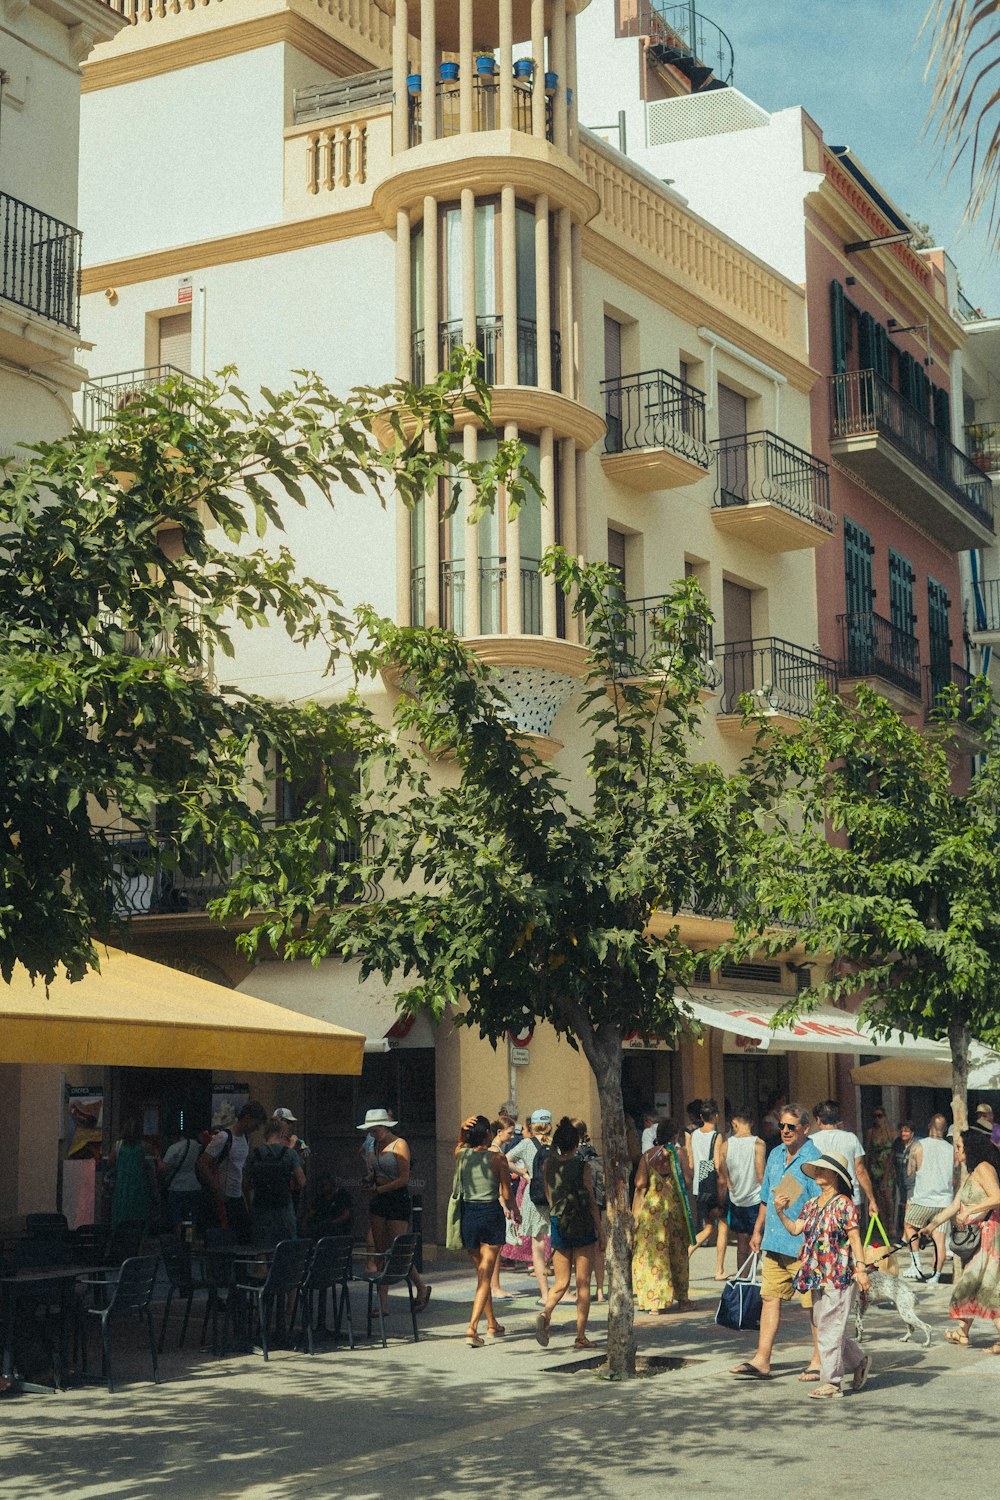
[70,0,843,1241]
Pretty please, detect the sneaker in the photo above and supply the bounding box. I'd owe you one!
[901,1267,923,1279]
[926,1272,941,1284]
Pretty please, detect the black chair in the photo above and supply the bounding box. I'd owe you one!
[157,1236,210,1353]
[296,1236,354,1354]
[357,1234,419,1348]
[24,1213,69,1240]
[223,1240,312,1362]
[105,1220,144,1266]
[81,1255,160,1394]
[71,1223,108,1265]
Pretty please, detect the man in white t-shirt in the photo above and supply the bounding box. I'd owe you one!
[201,1100,267,1239]
[811,1100,878,1218]
[903,1114,954,1283]
[640,1109,660,1154]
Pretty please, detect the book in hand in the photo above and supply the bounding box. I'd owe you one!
[773,1172,805,1211]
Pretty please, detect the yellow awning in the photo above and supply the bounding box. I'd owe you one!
[0,948,364,1076]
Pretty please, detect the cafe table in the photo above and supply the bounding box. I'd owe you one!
[0,1264,97,1393]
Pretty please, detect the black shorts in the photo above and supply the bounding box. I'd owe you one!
[461,1200,506,1250]
[370,1187,412,1222]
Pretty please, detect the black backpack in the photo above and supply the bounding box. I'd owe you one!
[529,1144,551,1207]
[696,1132,720,1213]
[248,1144,293,1210]
[578,1143,605,1210]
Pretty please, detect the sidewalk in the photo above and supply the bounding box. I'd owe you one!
[2,1250,996,1500]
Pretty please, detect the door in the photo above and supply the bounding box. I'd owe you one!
[722,580,754,707]
[604,316,623,449]
[717,384,748,504]
[157,312,192,374]
[843,517,875,673]
[927,578,952,699]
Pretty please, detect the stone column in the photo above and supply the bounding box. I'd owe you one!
[557,205,571,397]
[463,423,480,637]
[396,208,412,378]
[420,0,436,144]
[535,194,551,389]
[560,435,577,640]
[392,0,409,152]
[539,426,557,637]
[550,0,567,153]
[459,0,473,134]
[505,421,522,634]
[530,0,545,140]
[422,192,440,626]
[571,220,583,403]
[566,4,579,162]
[499,0,514,130]
[501,184,518,386]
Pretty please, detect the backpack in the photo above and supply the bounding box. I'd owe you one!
[195,1129,233,1190]
[550,1158,594,1242]
[529,1144,551,1206]
[578,1143,605,1210]
[696,1132,720,1213]
[247,1144,293,1210]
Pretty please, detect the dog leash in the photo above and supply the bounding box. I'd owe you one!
[863,1217,930,1281]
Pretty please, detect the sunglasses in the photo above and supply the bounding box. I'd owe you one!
[779,1123,799,1133]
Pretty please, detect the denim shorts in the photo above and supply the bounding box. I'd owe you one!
[549,1213,597,1253]
[461,1200,506,1250]
[727,1201,760,1235]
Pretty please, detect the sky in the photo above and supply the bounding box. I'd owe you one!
[720,0,1000,313]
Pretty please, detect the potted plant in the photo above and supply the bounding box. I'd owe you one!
[544,70,558,93]
[407,72,421,95]
[475,51,497,76]
[440,61,459,82]
[513,56,535,80]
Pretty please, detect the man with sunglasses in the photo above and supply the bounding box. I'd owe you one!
[730,1105,823,1380]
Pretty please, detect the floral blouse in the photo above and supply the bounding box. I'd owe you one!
[793,1194,859,1293]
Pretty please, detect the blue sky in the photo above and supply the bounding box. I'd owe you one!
[721,0,999,312]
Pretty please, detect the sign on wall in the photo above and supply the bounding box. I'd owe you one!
[211,1083,249,1130]
[177,275,193,306]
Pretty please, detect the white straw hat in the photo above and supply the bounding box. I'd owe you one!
[357,1107,398,1131]
[802,1151,853,1194]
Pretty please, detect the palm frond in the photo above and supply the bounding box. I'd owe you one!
[923,0,1000,243]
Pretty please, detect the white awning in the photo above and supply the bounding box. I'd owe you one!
[236,959,437,1052]
[851,1048,1000,1090]
[685,989,950,1057]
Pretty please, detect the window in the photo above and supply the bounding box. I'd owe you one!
[157,312,191,373]
[607,528,627,598]
[927,578,952,692]
[844,518,874,617]
[888,550,916,637]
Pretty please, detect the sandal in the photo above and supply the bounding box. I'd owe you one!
[465,1329,484,1348]
[808,1383,843,1400]
[574,1336,596,1349]
[534,1313,550,1348]
[984,1341,1000,1356]
[944,1329,971,1346]
[487,1324,506,1338]
[797,1369,821,1383]
[852,1355,871,1392]
[414,1287,433,1314]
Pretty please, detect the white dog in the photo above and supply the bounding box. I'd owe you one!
[855,1270,933,1347]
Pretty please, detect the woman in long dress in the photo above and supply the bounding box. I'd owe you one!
[865,1106,897,1228]
[920,1129,1000,1351]
[110,1118,153,1235]
[631,1120,695,1313]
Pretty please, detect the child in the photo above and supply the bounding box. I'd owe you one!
[773,1150,871,1399]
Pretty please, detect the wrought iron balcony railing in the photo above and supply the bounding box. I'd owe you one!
[80,364,193,430]
[602,369,710,467]
[103,822,377,917]
[971,577,1000,634]
[713,430,833,531]
[829,369,994,531]
[717,637,838,718]
[965,421,1000,474]
[89,604,211,674]
[837,611,921,700]
[438,555,544,637]
[620,2,734,89]
[1,189,82,331]
[411,317,561,391]
[925,661,987,727]
[611,594,720,689]
[408,76,554,148]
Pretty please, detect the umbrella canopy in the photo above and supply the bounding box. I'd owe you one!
[851,1049,1000,1091]
[685,989,949,1056]
[1,948,365,1076]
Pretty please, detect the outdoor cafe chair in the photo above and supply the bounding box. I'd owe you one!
[71,1223,108,1265]
[105,1220,144,1267]
[295,1236,354,1354]
[356,1233,419,1348]
[158,1236,211,1353]
[81,1254,161,1394]
[223,1239,312,1362]
[24,1214,69,1240]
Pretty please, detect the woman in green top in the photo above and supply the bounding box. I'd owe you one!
[535,1117,604,1351]
[455,1115,519,1347]
[110,1117,154,1235]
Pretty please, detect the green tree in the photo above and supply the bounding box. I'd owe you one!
[730,681,1000,1135]
[0,360,521,984]
[924,1,1000,245]
[219,553,750,1376]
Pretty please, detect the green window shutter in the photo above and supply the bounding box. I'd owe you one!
[914,364,930,420]
[933,385,951,439]
[844,518,874,616]
[831,280,847,374]
[898,350,913,404]
[889,550,915,634]
[858,310,876,371]
[875,323,890,381]
[927,578,952,690]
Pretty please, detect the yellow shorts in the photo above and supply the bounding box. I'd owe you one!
[760,1251,813,1309]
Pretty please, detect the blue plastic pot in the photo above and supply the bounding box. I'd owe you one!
[407,73,421,94]
[476,56,497,76]
[544,71,558,92]
[513,58,535,79]
[440,61,459,81]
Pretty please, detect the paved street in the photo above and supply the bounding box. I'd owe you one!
[2,1251,998,1500]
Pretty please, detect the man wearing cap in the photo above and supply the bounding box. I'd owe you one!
[273,1107,309,1224]
[731,1104,823,1380]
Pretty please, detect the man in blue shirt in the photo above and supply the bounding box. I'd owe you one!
[730,1104,823,1380]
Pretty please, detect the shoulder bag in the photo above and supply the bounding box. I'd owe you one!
[715,1253,762,1332]
[445,1149,466,1253]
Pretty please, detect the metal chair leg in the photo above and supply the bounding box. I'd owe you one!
[259,1293,270,1362]
[376,1287,387,1349]
[146,1310,161,1385]
[367,1282,373,1341]
[158,1287,175,1353]
[407,1281,418,1343]
[102,1319,114,1395]
[179,1290,194,1349]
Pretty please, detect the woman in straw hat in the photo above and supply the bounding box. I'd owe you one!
[773,1151,871,1399]
[358,1107,432,1314]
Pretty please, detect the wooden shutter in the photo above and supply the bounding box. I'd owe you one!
[888,550,916,634]
[927,578,952,690]
[157,312,192,373]
[858,310,876,371]
[933,385,951,439]
[875,323,890,381]
[844,518,874,617]
[830,280,847,374]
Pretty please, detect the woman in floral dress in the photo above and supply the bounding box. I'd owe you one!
[921,1129,1000,1352]
[865,1106,896,1228]
[631,1121,695,1313]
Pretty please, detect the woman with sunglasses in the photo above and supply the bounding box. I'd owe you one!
[865,1106,896,1229]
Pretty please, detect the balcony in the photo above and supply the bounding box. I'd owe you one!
[103,824,375,921]
[829,369,994,550]
[837,611,921,709]
[621,2,735,92]
[924,661,989,753]
[601,369,710,491]
[965,422,1000,476]
[437,556,544,637]
[970,577,1000,642]
[610,595,720,699]
[716,637,838,735]
[80,364,192,430]
[407,76,553,148]
[1,190,82,333]
[711,431,833,551]
[412,316,561,392]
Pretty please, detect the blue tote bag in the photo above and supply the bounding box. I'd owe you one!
[715,1253,763,1332]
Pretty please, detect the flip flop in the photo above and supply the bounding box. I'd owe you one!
[730,1362,772,1379]
[413,1287,433,1314]
[534,1313,550,1348]
[852,1355,871,1392]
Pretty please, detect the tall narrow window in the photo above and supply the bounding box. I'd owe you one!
[158,312,191,373]
[927,578,952,695]
[717,384,748,505]
[604,316,623,447]
[888,550,916,638]
[607,527,627,598]
[722,580,754,705]
[515,204,537,383]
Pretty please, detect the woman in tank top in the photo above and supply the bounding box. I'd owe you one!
[454,1114,518,1346]
[359,1108,432,1315]
[716,1108,766,1279]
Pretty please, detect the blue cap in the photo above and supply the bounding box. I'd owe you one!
[530,1109,552,1124]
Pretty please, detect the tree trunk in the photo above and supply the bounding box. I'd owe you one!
[577,1020,636,1377]
[949,1012,970,1146]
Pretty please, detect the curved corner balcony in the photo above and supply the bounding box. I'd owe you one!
[829,370,994,550]
[413,316,560,392]
[716,636,838,736]
[712,431,833,552]
[621,3,734,92]
[408,76,553,147]
[601,369,710,491]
